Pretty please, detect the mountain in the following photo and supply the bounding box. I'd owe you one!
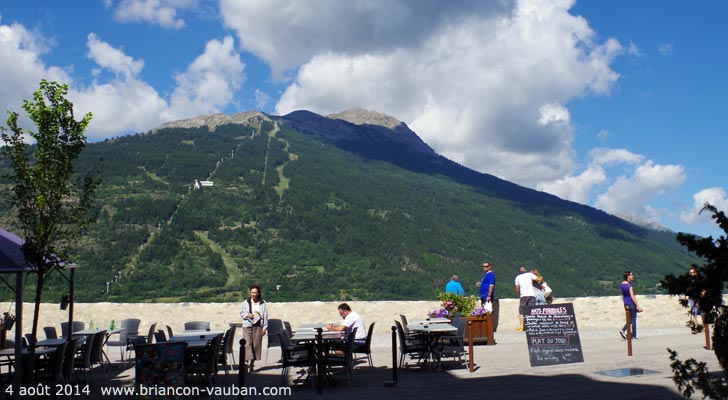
[0,109,697,303]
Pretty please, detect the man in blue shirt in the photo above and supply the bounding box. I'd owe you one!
[477,262,495,303]
[445,275,465,295]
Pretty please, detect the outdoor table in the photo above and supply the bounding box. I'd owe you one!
[0,347,56,378]
[409,318,451,325]
[407,323,457,371]
[289,328,346,392]
[169,331,224,349]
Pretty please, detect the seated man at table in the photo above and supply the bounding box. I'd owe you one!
[326,303,367,345]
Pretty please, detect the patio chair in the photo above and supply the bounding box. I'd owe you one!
[35,341,68,384]
[184,321,210,331]
[154,330,167,343]
[353,322,375,367]
[217,327,235,383]
[89,331,108,378]
[145,323,158,344]
[439,317,468,369]
[187,333,223,387]
[322,330,356,387]
[74,332,96,382]
[62,337,82,384]
[283,321,294,337]
[105,326,129,367]
[278,330,312,386]
[43,326,58,339]
[394,320,427,368]
[60,321,85,338]
[166,325,174,339]
[265,319,283,362]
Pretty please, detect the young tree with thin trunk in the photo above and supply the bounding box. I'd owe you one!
[1,80,99,376]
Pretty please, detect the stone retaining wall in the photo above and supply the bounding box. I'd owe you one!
[2,294,707,339]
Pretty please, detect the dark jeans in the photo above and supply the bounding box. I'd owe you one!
[622,303,637,338]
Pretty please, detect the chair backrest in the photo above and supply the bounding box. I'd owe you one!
[361,322,375,352]
[266,319,283,348]
[399,315,411,335]
[394,320,408,351]
[154,330,167,343]
[120,318,141,337]
[283,321,294,337]
[166,325,174,339]
[43,341,68,383]
[89,331,107,365]
[277,330,301,365]
[61,321,85,337]
[221,326,235,356]
[200,334,223,373]
[43,326,58,339]
[146,322,158,344]
[184,321,210,331]
[24,333,36,347]
[78,333,95,369]
[106,326,128,346]
[63,338,82,382]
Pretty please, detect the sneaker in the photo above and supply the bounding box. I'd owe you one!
[632,336,640,340]
[619,330,626,340]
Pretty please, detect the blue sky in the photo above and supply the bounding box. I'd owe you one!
[1,0,726,238]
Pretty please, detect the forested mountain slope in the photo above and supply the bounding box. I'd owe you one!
[0,110,696,302]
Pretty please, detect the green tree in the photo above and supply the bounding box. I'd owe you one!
[1,80,99,370]
[660,204,728,398]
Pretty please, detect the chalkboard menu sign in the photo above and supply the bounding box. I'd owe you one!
[135,342,187,400]
[524,303,584,367]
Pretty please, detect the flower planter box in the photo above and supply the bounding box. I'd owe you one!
[464,315,495,345]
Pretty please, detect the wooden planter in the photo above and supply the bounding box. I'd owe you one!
[465,315,495,345]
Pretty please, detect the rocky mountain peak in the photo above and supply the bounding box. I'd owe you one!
[328,108,403,129]
[152,110,270,133]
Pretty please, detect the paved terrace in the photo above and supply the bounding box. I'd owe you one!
[1,296,724,399]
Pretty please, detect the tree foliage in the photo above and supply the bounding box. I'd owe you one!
[660,204,728,398]
[1,80,98,358]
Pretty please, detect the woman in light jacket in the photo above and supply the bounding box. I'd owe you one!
[240,285,268,373]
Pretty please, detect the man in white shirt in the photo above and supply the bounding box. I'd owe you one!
[514,266,537,331]
[327,303,367,344]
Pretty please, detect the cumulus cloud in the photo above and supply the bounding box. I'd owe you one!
[680,187,728,225]
[537,165,606,204]
[537,147,685,223]
[0,21,71,123]
[0,19,245,139]
[594,161,685,218]
[107,0,196,29]
[165,36,245,121]
[220,0,627,186]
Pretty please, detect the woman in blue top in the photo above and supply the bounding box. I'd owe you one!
[620,271,643,339]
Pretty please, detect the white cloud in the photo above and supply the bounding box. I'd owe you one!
[0,22,71,124]
[596,129,610,142]
[589,148,644,166]
[658,42,673,57]
[108,0,196,29]
[595,161,685,218]
[0,22,245,138]
[86,33,144,79]
[626,40,641,57]
[680,187,728,225]
[254,89,270,110]
[537,165,606,204]
[165,36,245,121]
[223,0,626,186]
